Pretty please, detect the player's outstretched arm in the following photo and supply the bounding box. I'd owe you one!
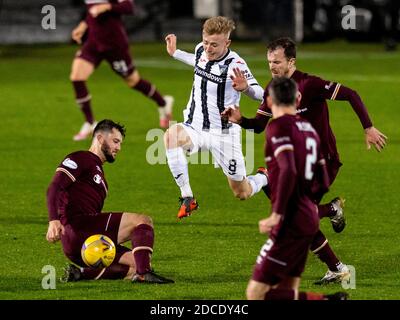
[364,126,388,152]
[165,34,196,67]
[231,67,264,101]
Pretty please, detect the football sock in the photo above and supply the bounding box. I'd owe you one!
[311,230,340,271]
[80,264,130,280]
[131,224,154,275]
[72,81,94,124]
[132,79,166,107]
[264,289,324,300]
[318,203,334,218]
[246,173,268,197]
[166,148,193,198]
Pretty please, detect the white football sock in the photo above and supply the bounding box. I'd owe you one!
[246,173,268,197]
[166,147,193,198]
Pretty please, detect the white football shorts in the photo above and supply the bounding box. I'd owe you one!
[178,123,246,182]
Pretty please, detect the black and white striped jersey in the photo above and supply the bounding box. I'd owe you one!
[174,43,262,132]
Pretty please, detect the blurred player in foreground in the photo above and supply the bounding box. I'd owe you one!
[246,77,347,300]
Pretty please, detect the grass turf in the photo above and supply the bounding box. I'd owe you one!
[0,40,399,300]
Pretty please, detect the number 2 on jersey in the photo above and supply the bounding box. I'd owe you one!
[305,137,317,180]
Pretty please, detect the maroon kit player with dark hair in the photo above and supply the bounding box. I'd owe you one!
[70,0,173,141]
[246,77,347,300]
[46,119,173,284]
[223,37,387,284]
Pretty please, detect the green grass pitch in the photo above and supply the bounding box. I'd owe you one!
[0,41,399,300]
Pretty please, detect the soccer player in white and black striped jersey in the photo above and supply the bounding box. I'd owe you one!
[164,16,268,219]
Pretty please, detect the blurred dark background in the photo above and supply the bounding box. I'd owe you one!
[0,0,398,50]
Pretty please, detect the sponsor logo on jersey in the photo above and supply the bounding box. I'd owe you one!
[62,158,78,170]
[271,136,291,144]
[195,66,224,84]
[93,174,102,184]
[218,65,228,74]
[325,82,334,90]
[296,107,308,114]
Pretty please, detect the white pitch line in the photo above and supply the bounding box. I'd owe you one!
[135,59,400,83]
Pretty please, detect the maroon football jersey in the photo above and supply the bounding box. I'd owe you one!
[259,70,342,163]
[266,114,324,237]
[55,151,108,225]
[85,0,133,51]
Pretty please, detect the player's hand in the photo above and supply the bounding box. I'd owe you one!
[46,220,65,243]
[259,212,281,235]
[71,21,88,44]
[89,3,112,18]
[230,67,249,92]
[221,105,242,124]
[165,34,177,56]
[364,126,388,152]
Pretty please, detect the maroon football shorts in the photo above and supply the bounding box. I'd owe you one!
[61,212,131,267]
[76,41,135,78]
[314,157,342,203]
[251,232,315,286]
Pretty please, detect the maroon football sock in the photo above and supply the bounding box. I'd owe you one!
[264,289,324,300]
[310,230,340,271]
[81,263,130,280]
[131,224,154,274]
[318,203,334,218]
[132,79,166,107]
[72,81,94,124]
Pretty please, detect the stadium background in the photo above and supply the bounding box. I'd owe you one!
[0,0,399,300]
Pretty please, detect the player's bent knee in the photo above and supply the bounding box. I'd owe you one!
[136,214,153,227]
[233,190,250,201]
[125,71,140,87]
[165,125,181,148]
[246,281,268,300]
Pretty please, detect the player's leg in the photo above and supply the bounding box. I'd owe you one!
[105,47,173,129]
[248,236,348,300]
[311,229,350,285]
[246,280,271,300]
[316,159,346,232]
[164,124,199,219]
[268,277,347,300]
[318,197,346,233]
[70,47,100,141]
[227,172,267,200]
[124,70,174,129]
[118,212,174,283]
[60,219,134,282]
[62,247,135,282]
[212,131,267,200]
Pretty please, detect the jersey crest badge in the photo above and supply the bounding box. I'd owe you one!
[62,158,78,170]
[93,174,102,184]
[219,65,228,74]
